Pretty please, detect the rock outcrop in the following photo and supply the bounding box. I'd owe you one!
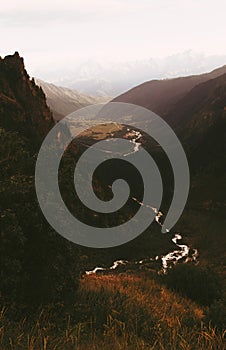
[0,52,54,144]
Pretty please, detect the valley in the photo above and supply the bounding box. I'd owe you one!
[0,52,225,349]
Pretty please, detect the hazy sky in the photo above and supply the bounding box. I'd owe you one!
[1,0,226,78]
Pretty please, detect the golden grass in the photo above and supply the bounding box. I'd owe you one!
[81,274,203,328]
[0,273,225,350]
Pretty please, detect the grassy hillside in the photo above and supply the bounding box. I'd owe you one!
[0,273,225,349]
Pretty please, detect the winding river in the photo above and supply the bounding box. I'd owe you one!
[85,129,198,275]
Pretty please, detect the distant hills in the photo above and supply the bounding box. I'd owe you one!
[39,51,226,97]
[36,79,110,121]
[36,63,226,125]
[34,62,226,209]
[113,65,226,117]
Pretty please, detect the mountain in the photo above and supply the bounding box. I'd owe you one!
[0,52,53,143]
[38,52,226,97]
[114,66,226,213]
[0,52,80,306]
[165,72,226,131]
[36,79,110,121]
[113,65,226,117]
[81,70,225,267]
[165,73,226,212]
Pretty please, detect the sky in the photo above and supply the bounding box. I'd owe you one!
[1,0,226,81]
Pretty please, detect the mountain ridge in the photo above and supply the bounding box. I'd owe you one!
[113,64,226,117]
[165,72,226,131]
[36,79,110,121]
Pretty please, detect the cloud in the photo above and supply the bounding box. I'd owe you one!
[0,0,130,16]
[0,0,136,27]
[1,0,226,75]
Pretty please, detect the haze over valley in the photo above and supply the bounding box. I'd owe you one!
[1,0,226,348]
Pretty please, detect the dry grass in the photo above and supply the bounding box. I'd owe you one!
[0,273,225,350]
[81,274,204,327]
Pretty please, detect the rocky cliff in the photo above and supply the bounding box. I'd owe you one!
[0,52,54,144]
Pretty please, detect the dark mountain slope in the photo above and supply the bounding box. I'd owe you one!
[161,73,226,179]
[0,52,53,144]
[165,73,226,130]
[113,65,226,116]
[113,71,226,266]
[172,74,226,211]
[0,52,80,308]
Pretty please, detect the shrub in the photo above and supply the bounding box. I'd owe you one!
[205,298,226,330]
[161,264,221,306]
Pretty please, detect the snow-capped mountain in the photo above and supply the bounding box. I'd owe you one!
[35,52,226,97]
